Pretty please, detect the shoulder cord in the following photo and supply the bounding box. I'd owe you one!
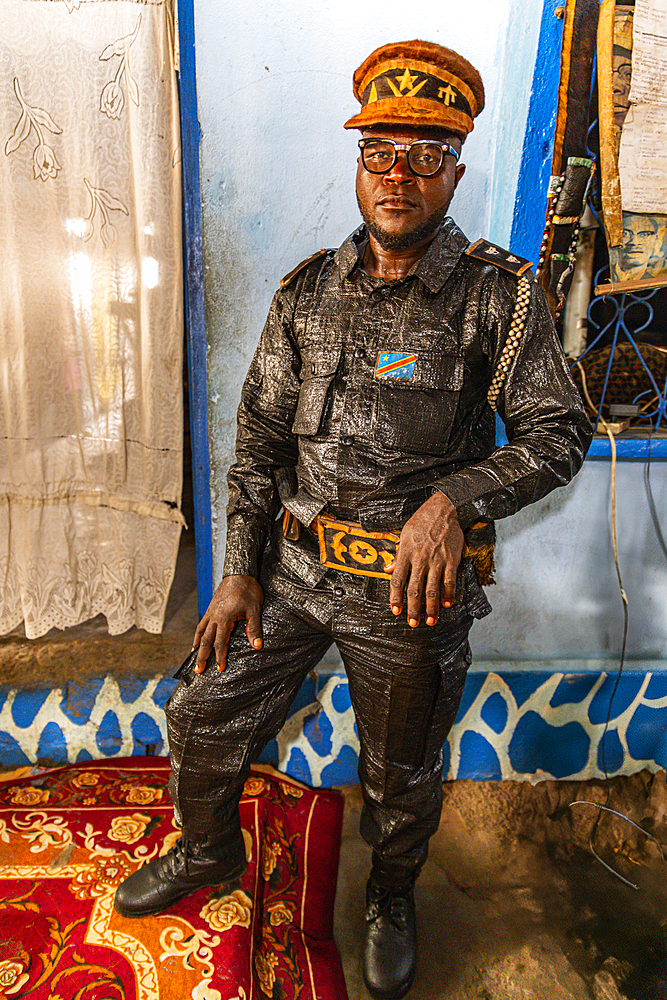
[486,274,532,411]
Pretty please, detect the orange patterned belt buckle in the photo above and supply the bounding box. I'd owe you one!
[316,514,400,580]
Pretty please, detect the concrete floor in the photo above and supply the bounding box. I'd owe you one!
[333,782,667,1000]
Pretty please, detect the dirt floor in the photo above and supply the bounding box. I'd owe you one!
[335,772,667,1000]
[2,758,665,997]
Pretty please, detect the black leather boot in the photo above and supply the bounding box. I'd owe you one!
[363,877,417,1000]
[113,837,247,918]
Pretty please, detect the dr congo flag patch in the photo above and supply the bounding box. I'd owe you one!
[375,351,418,380]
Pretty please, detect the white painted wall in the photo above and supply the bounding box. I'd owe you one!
[473,460,667,662]
[488,3,543,244]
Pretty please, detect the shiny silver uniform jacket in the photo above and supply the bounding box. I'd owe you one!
[224,219,591,578]
[165,219,592,883]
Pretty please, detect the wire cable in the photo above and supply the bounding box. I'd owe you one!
[644,433,667,563]
[570,362,646,890]
[569,801,666,890]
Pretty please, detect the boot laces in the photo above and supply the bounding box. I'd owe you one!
[165,836,193,877]
[367,884,411,930]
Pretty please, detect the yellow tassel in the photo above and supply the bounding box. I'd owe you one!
[464,520,496,586]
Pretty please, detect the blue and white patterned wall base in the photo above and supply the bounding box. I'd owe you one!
[1,667,667,783]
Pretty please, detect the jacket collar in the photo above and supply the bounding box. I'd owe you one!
[412,218,470,292]
[334,217,470,292]
[334,225,368,280]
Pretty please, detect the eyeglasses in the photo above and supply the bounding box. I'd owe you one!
[358,138,460,177]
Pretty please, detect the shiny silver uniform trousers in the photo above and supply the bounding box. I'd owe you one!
[165,537,473,886]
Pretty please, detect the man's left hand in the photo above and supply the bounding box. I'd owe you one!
[387,492,464,626]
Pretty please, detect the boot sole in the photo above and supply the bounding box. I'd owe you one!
[363,968,415,1000]
[113,862,247,919]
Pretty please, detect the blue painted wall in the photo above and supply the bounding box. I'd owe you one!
[178,0,213,615]
[488,0,545,247]
[511,0,564,262]
[3,667,667,783]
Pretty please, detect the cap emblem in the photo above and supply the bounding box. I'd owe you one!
[363,69,472,119]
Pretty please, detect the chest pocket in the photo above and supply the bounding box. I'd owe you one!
[376,350,464,454]
[292,347,341,436]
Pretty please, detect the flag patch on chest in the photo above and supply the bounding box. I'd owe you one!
[375,352,418,379]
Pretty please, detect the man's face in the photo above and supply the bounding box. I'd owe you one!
[612,56,632,128]
[355,125,465,251]
[622,214,658,268]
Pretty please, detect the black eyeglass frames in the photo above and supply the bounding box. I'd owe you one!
[358,138,460,177]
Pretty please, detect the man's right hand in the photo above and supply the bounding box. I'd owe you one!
[192,575,264,673]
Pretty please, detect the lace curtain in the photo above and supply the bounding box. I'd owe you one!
[0,0,184,637]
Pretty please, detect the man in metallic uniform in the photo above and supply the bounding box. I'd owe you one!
[116,40,592,999]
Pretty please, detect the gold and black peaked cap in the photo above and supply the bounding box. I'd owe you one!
[344,39,485,136]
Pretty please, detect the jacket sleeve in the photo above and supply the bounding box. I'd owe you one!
[223,288,301,577]
[433,274,594,527]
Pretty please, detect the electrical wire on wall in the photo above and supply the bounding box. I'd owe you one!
[645,435,667,565]
[569,365,665,890]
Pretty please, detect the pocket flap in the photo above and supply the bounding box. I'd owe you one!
[300,347,341,379]
[293,347,341,436]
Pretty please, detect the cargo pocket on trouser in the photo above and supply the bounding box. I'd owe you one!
[291,347,341,436]
[375,349,464,453]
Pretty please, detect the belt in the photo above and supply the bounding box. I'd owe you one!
[283,509,399,580]
[283,510,399,580]
[282,509,496,586]
[316,514,400,581]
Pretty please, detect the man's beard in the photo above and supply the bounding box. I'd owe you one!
[357,197,449,251]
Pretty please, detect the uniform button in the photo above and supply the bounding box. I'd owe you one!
[370,288,387,302]
[334,586,345,597]
[355,347,366,359]
[342,434,354,446]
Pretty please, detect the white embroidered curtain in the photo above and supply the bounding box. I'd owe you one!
[0,0,184,637]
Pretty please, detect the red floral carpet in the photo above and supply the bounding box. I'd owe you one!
[0,758,347,1000]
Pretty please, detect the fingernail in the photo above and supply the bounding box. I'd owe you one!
[443,601,452,608]
[409,618,418,627]
[426,616,436,626]
[217,663,224,672]
[391,605,400,615]
[253,639,262,649]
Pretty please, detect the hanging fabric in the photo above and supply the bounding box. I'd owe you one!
[0,0,184,637]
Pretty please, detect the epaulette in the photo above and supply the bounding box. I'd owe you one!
[280,248,329,290]
[465,238,533,278]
